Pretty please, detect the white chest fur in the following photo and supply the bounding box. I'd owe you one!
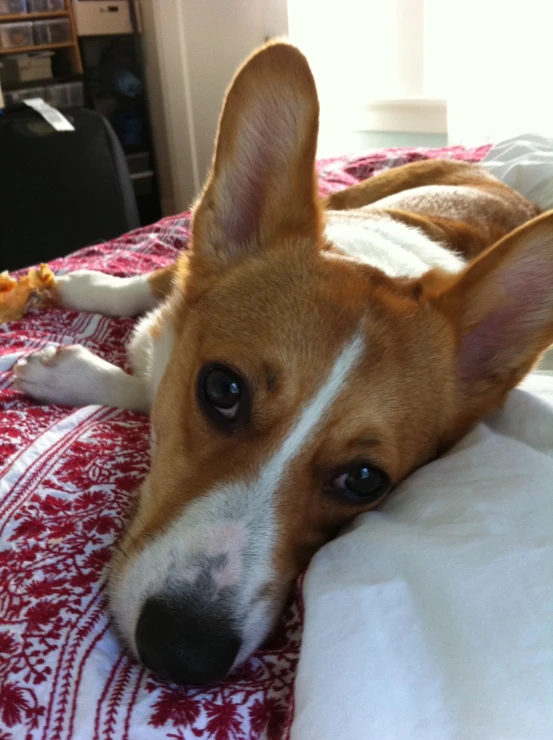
[128,303,175,409]
[325,213,465,277]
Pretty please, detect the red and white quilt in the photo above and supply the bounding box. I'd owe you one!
[0,145,490,740]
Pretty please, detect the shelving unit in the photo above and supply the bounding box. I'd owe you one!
[0,10,68,20]
[0,0,82,74]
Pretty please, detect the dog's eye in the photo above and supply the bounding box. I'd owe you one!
[201,365,242,420]
[329,464,390,503]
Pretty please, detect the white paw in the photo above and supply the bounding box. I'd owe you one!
[13,344,150,413]
[13,344,108,407]
[55,270,155,317]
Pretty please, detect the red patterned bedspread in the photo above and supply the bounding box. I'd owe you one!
[0,145,490,740]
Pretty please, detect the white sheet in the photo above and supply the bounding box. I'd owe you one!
[482,132,553,210]
[292,137,553,739]
[291,370,553,740]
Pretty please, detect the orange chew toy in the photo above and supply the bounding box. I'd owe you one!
[0,264,56,322]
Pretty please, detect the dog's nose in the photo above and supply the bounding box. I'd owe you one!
[135,597,241,685]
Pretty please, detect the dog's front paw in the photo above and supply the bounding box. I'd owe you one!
[13,344,101,406]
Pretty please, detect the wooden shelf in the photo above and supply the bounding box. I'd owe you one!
[0,41,73,55]
[0,11,69,22]
[0,2,82,76]
[1,73,82,91]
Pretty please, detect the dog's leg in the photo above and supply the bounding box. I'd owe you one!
[324,160,497,211]
[54,263,179,317]
[13,274,176,411]
[13,345,149,414]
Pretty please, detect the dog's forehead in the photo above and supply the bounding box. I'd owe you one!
[189,250,410,353]
[178,252,452,433]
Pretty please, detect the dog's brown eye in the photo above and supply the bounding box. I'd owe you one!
[204,367,241,416]
[329,464,390,503]
[201,365,242,421]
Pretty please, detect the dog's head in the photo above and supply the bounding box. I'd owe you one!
[109,42,553,684]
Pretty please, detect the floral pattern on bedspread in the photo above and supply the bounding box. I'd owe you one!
[0,145,488,740]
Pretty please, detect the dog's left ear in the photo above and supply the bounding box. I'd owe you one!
[191,41,321,270]
[433,211,553,399]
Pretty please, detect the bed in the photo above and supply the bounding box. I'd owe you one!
[1,143,552,740]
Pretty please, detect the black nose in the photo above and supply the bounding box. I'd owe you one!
[135,597,240,685]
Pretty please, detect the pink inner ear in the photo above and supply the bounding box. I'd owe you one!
[459,310,514,384]
[459,254,552,384]
[215,96,300,246]
[220,168,265,247]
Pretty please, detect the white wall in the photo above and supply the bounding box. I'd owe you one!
[140,0,179,215]
[140,0,288,215]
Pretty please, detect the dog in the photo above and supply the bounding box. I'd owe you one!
[13,41,553,685]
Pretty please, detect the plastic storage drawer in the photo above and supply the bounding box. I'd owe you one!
[0,0,27,16]
[48,81,84,108]
[27,0,65,11]
[4,85,46,105]
[65,80,84,107]
[33,18,70,44]
[0,21,33,48]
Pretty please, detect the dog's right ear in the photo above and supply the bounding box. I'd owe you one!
[191,41,321,272]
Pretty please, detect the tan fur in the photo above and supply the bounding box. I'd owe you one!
[147,263,179,299]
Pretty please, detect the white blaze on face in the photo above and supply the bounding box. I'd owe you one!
[258,331,366,493]
[110,331,365,662]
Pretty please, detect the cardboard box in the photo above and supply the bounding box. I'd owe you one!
[73,1,141,36]
[0,52,53,82]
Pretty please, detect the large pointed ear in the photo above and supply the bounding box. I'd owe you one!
[435,211,553,398]
[191,41,321,270]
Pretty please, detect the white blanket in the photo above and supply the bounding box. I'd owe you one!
[292,369,553,740]
[291,137,553,739]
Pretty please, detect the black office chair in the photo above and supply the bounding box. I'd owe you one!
[0,107,139,271]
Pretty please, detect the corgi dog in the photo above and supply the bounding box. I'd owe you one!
[13,41,553,686]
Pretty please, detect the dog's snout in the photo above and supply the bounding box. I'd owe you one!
[135,597,241,685]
